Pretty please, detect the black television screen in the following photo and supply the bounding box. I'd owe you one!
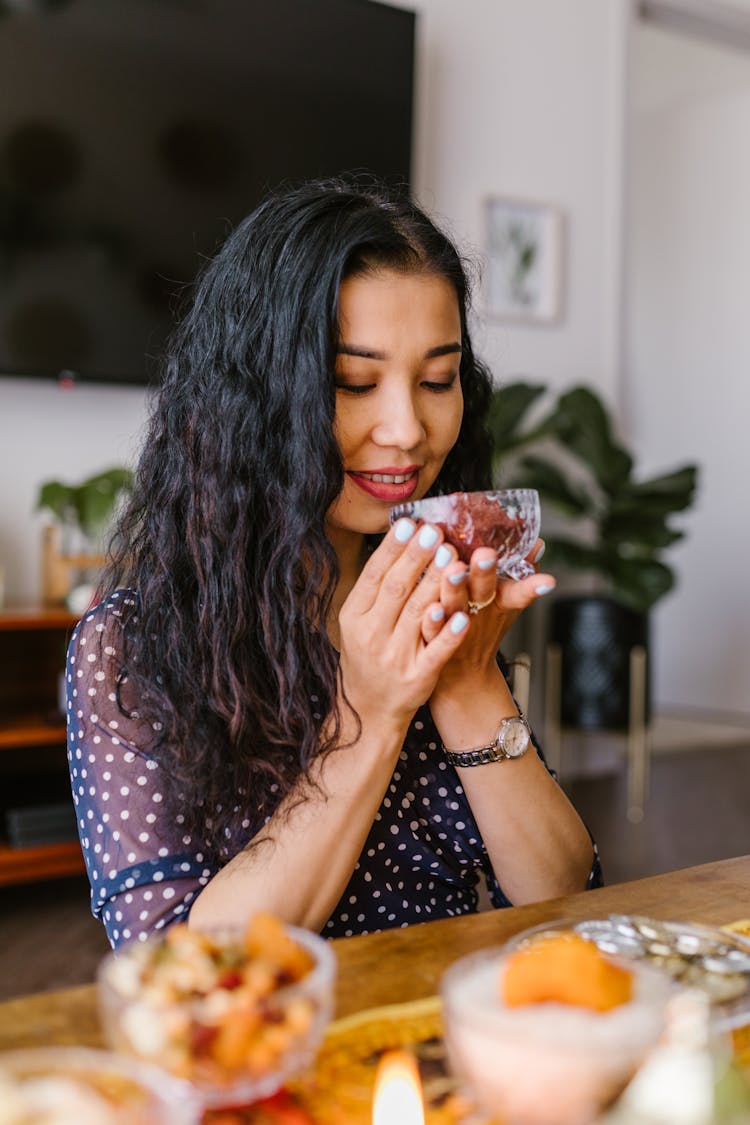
[0,0,415,386]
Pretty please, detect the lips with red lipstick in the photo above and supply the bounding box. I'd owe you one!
[347,465,421,502]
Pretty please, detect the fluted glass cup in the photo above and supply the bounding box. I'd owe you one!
[390,488,540,579]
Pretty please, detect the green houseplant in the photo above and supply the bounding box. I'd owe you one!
[488,381,699,728]
[36,466,134,552]
[36,466,133,608]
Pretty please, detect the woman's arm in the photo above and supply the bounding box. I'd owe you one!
[429,665,595,905]
[187,700,408,931]
[425,542,595,904]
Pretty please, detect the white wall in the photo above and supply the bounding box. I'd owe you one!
[397,0,629,397]
[625,23,750,717]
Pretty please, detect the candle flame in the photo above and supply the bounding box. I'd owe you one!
[372,1049,425,1125]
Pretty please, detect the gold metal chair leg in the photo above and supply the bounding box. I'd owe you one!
[627,645,649,823]
[510,652,531,715]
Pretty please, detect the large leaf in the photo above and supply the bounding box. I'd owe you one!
[543,536,607,572]
[610,557,675,614]
[36,467,133,543]
[615,465,699,514]
[36,480,76,521]
[602,510,686,551]
[74,467,134,541]
[486,381,558,459]
[547,387,633,493]
[515,454,593,517]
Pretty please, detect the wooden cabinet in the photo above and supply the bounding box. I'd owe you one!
[0,606,85,886]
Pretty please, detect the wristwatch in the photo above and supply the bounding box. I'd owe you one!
[442,711,531,768]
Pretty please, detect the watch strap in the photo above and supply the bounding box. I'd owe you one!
[442,711,530,768]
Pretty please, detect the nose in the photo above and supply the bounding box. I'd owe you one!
[372,384,426,451]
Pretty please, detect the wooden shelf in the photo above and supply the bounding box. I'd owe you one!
[0,605,80,888]
[0,839,84,887]
[0,716,66,750]
[0,606,78,632]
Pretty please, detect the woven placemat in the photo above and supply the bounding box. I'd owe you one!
[290,995,483,1125]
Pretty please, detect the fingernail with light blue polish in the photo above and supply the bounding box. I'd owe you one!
[535,584,554,596]
[448,569,467,585]
[450,612,469,634]
[418,524,440,549]
[434,545,452,569]
[430,605,445,622]
[535,541,546,563]
[394,518,415,543]
[477,557,496,571]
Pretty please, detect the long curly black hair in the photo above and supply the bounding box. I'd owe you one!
[104,176,495,858]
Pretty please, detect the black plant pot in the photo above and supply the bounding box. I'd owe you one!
[548,595,650,731]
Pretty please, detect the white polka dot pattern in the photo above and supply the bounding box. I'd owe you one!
[67,591,603,950]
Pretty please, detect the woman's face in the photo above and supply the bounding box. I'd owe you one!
[327,268,464,539]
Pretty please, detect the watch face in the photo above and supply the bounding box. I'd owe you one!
[499,717,530,758]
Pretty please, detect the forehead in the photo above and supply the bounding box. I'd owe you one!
[337,269,461,343]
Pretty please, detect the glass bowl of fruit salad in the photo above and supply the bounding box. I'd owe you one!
[0,1045,198,1125]
[97,914,335,1110]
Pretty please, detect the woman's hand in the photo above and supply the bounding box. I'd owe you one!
[337,518,475,732]
[421,539,555,691]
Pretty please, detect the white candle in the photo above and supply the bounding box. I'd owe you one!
[372,1049,425,1125]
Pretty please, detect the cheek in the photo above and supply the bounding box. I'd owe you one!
[440,396,464,453]
[332,401,366,456]
[332,409,352,457]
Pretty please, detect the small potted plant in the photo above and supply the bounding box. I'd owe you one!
[36,466,133,611]
[488,382,699,729]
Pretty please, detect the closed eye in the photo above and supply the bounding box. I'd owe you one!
[422,375,459,392]
[334,382,375,395]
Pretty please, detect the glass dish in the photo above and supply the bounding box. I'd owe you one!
[97,921,335,1110]
[0,1045,198,1124]
[390,488,540,579]
[506,915,750,1032]
[441,941,673,1125]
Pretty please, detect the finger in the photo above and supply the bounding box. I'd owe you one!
[439,561,470,617]
[529,538,546,566]
[419,609,471,672]
[367,521,450,630]
[465,548,499,610]
[346,518,442,615]
[420,602,446,645]
[494,570,557,611]
[403,540,458,619]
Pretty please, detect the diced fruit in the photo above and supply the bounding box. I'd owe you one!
[502,931,633,1011]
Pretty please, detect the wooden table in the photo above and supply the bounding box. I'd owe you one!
[1,856,748,1051]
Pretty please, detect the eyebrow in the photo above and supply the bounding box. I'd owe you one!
[336,342,463,360]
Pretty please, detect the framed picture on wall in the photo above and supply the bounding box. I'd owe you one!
[483,197,564,324]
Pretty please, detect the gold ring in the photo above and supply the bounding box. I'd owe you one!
[467,593,496,615]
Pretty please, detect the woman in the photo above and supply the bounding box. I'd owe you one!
[67,177,600,949]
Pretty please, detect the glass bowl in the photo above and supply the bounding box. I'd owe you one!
[97,920,335,1110]
[390,488,540,579]
[441,940,674,1125]
[0,1045,198,1124]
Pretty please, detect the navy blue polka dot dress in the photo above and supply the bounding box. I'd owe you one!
[67,592,602,948]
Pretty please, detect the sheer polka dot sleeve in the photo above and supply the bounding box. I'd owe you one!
[66,592,216,948]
